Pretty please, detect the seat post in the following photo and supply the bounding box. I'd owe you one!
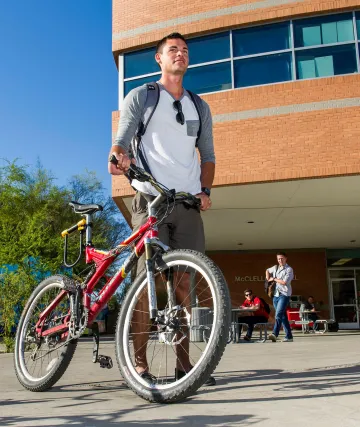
[85,214,93,246]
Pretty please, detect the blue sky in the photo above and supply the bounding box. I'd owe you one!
[0,1,117,192]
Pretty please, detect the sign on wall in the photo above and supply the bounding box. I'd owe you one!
[235,275,298,282]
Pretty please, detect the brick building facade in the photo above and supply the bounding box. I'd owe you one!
[111,0,360,328]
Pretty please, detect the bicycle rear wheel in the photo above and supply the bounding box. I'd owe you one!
[115,249,230,403]
[14,275,77,391]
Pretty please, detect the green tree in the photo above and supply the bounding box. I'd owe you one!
[0,160,130,351]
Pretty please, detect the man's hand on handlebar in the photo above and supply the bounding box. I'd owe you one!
[108,152,134,175]
[108,154,207,210]
[195,193,212,211]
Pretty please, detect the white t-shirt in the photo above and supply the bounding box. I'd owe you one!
[132,87,202,196]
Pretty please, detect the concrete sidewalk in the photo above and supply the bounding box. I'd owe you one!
[1,331,360,426]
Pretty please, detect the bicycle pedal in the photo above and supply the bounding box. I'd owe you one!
[97,355,113,369]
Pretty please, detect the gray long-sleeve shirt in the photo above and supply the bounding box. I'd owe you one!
[113,83,215,195]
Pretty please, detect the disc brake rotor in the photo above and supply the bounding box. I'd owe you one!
[157,307,190,345]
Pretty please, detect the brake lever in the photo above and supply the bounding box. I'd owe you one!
[126,163,138,181]
[109,155,141,181]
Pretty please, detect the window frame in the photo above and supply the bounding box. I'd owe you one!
[292,12,355,49]
[119,10,360,108]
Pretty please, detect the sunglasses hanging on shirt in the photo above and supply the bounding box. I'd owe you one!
[173,100,185,125]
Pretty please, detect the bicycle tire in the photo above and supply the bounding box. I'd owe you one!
[115,249,230,403]
[14,275,78,391]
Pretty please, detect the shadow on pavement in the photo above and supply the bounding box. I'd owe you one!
[195,363,360,402]
[2,364,360,425]
[0,412,260,426]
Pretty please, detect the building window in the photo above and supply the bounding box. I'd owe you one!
[356,12,360,39]
[293,13,354,48]
[232,22,290,57]
[121,11,360,100]
[183,62,232,94]
[187,32,230,65]
[234,52,292,87]
[124,74,161,96]
[296,44,357,79]
[124,47,159,79]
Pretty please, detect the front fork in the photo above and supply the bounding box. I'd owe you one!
[144,237,172,320]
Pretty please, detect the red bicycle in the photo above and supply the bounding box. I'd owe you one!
[14,162,230,403]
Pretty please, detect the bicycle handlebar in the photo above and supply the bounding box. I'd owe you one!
[109,154,201,208]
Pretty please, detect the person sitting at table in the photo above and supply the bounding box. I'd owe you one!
[303,295,319,331]
[238,289,269,341]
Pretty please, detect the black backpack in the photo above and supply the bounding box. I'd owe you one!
[259,297,271,315]
[130,82,204,177]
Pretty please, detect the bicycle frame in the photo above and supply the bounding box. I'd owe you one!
[85,215,158,324]
[37,199,169,338]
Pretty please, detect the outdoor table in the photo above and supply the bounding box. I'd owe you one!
[230,308,267,343]
[288,310,321,333]
[230,308,249,343]
[302,310,321,333]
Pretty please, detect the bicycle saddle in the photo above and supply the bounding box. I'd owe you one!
[69,201,103,214]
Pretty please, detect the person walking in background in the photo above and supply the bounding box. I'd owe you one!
[266,252,294,342]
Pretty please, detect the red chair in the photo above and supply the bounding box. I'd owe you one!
[286,307,314,330]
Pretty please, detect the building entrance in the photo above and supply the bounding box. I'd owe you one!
[329,270,360,329]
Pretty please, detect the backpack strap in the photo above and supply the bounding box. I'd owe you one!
[130,82,160,175]
[130,84,202,177]
[137,83,160,138]
[187,90,203,147]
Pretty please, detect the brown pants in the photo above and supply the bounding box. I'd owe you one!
[131,191,205,373]
[132,191,205,274]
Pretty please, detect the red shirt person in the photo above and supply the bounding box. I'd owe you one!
[238,289,269,341]
[242,295,269,318]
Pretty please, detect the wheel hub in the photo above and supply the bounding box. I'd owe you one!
[156,307,190,345]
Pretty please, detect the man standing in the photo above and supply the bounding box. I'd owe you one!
[266,252,294,342]
[108,33,215,385]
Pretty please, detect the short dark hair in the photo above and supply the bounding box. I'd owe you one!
[156,32,187,53]
[308,295,314,299]
[276,251,287,257]
[244,289,253,295]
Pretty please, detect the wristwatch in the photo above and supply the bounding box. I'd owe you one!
[201,187,211,197]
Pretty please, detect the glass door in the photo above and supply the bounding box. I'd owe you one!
[331,278,359,329]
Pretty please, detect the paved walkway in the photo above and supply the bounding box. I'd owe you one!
[1,331,360,426]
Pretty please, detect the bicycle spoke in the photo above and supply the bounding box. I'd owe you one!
[18,281,71,380]
[121,256,220,389]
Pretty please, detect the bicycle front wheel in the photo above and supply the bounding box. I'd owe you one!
[115,249,230,403]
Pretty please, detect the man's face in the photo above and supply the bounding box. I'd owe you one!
[245,291,253,301]
[277,255,287,266]
[308,297,314,304]
[155,38,189,76]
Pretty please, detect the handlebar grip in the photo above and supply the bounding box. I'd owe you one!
[109,154,137,180]
[109,154,118,165]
